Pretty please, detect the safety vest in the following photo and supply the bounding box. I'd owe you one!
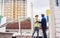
[34,19,40,28]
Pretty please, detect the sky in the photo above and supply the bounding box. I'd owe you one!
[32,0,50,8]
[32,0,50,17]
[27,0,50,18]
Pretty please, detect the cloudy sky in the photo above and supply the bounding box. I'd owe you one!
[32,0,50,17]
[32,0,50,8]
[27,0,50,17]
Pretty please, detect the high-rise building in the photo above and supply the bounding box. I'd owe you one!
[0,0,27,22]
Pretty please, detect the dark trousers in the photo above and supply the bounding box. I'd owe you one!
[32,27,39,38]
[42,28,47,38]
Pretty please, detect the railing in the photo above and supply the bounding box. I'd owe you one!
[0,17,26,28]
[0,17,32,36]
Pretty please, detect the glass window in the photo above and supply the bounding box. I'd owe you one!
[56,0,58,6]
[58,0,60,6]
[56,0,60,6]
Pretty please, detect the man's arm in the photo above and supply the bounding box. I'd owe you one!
[38,21,41,23]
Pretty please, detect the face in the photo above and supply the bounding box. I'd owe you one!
[35,16,38,19]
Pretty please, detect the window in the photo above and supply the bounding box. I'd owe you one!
[56,0,59,6]
[56,0,60,6]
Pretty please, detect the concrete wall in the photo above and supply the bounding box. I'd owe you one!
[16,35,31,38]
[0,32,13,38]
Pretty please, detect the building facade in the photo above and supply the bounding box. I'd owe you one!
[0,0,27,22]
[49,0,60,38]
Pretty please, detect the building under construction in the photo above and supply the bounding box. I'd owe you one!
[0,0,27,22]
